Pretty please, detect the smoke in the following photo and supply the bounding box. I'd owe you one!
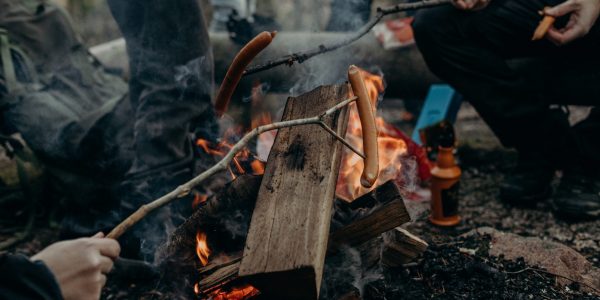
[320,245,384,299]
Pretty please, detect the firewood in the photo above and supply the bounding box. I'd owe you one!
[198,182,410,295]
[238,85,351,300]
[199,259,243,295]
[381,227,428,267]
[162,175,263,263]
[328,198,410,253]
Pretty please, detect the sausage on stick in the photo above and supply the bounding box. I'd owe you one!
[214,31,277,117]
[532,8,555,41]
[348,65,379,188]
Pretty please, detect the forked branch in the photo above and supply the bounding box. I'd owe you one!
[106,96,358,239]
[243,0,452,76]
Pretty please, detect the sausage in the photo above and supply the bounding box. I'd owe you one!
[532,9,555,41]
[214,31,277,117]
[348,65,379,188]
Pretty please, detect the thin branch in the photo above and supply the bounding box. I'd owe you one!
[106,96,357,239]
[318,121,365,159]
[243,0,452,76]
[505,267,600,295]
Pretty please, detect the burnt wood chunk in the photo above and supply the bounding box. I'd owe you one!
[381,228,428,267]
[163,175,263,263]
[238,85,350,300]
[328,199,410,253]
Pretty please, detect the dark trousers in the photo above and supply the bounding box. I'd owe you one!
[107,0,214,175]
[102,0,214,260]
[413,0,600,171]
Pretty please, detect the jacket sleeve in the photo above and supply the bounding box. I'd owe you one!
[0,253,63,300]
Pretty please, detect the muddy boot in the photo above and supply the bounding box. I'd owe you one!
[553,171,600,220]
[500,152,555,206]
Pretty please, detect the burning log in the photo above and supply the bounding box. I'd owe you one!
[328,197,409,253]
[238,84,350,300]
[195,180,411,296]
[381,227,429,267]
[164,175,263,262]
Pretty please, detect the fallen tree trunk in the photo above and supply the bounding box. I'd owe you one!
[90,32,440,99]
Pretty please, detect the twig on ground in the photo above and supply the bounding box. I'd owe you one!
[106,96,358,239]
[505,267,600,295]
[243,0,452,76]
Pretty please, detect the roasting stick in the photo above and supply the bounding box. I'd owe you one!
[532,7,555,41]
[348,65,379,188]
[244,0,452,76]
[214,31,277,117]
[106,95,360,239]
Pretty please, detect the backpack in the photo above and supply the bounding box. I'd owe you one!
[0,0,133,214]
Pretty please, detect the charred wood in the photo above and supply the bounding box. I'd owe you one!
[238,85,350,300]
[197,181,411,296]
[381,227,429,267]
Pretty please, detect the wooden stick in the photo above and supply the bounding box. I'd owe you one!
[243,0,452,76]
[106,96,357,239]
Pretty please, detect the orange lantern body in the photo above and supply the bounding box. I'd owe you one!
[429,146,461,226]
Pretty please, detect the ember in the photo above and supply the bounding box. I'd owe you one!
[207,284,260,300]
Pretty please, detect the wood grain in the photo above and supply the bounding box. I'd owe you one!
[238,85,350,300]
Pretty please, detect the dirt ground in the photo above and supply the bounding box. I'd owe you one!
[1,2,599,297]
[2,98,599,299]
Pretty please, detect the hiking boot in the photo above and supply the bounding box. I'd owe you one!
[553,171,600,220]
[500,153,555,206]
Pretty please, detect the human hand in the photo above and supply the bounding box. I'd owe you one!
[31,232,121,300]
[545,0,600,45]
[452,0,491,10]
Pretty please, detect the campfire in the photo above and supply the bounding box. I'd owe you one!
[182,68,429,299]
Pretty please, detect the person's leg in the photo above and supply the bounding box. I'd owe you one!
[108,0,214,173]
[413,0,600,205]
[107,0,215,260]
[553,108,600,219]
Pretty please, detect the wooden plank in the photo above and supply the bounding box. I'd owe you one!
[238,85,350,300]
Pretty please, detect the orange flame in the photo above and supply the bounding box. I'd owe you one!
[196,129,266,178]
[196,231,211,266]
[207,284,260,300]
[336,68,408,201]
